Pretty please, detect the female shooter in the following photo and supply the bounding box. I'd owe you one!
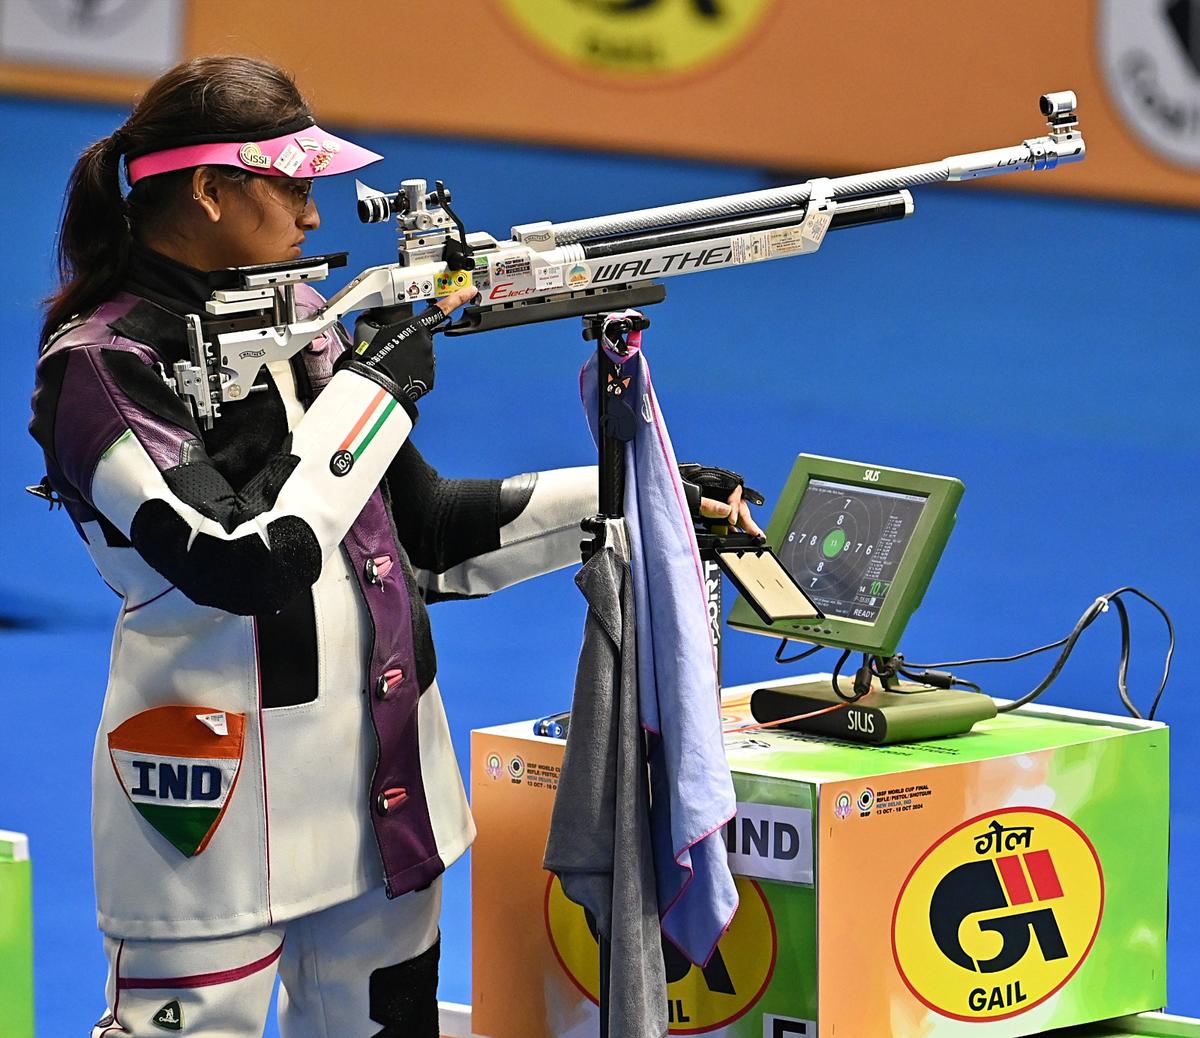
[30,55,759,1038]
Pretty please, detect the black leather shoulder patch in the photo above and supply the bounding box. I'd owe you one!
[108,300,190,365]
[100,347,200,438]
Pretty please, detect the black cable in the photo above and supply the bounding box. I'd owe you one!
[991,587,1173,716]
[1113,587,1174,721]
[775,640,824,665]
[830,649,859,702]
[1112,596,1138,719]
[895,587,1172,719]
[991,597,1109,713]
[903,638,1071,669]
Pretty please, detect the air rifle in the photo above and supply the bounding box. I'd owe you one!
[174,92,1084,427]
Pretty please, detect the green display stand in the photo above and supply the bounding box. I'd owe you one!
[471,674,1177,1037]
[0,830,34,1038]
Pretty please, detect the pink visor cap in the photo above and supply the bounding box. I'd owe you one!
[127,125,382,186]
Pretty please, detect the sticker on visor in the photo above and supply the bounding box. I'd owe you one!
[274,143,305,177]
[238,143,272,169]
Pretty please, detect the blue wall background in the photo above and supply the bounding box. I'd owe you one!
[1,96,1196,1033]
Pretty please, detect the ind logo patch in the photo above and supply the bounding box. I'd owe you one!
[107,706,246,858]
[891,808,1104,1022]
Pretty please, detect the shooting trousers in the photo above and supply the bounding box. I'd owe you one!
[544,544,667,1038]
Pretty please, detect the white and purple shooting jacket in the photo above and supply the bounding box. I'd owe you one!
[29,250,595,939]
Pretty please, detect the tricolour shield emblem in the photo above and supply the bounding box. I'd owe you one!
[107,706,246,857]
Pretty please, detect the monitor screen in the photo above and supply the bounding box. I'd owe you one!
[726,455,963,657]
[779,479,928,625]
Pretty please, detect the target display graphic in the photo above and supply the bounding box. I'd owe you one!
[778,479,927,624]
[727,455,962,657]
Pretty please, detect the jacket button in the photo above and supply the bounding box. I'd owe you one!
[376,668,404,700]
[365,555,393,587]
[376,787,407,815]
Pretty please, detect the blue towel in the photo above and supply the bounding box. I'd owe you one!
[581,344,738,967]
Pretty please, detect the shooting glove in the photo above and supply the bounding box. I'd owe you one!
[678,463,766,518]
[338,304,448,421]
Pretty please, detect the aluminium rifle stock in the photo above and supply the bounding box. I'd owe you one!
[174,92,1084,427]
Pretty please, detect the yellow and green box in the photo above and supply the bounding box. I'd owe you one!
[471,675,1172,1037]
[0,830,34,1038]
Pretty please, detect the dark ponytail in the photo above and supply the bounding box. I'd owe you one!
[41,55,313,347]
[41,133,133,346]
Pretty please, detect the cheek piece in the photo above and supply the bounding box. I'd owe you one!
[126,123,383,186]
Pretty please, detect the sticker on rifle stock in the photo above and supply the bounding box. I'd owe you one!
[731,233,768,264]
[435,270,473,297]
[535,264,565,291]
[769,225,809,255]
[492,255,531,278]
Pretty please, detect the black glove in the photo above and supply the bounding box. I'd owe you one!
[677,463,766,517]
[338,304,448,421]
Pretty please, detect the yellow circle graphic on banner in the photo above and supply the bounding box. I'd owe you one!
[545,874,776,1033]
[891,808,1104,1022]
[495,0,776,81]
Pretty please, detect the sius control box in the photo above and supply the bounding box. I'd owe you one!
[471,676,1169,1038]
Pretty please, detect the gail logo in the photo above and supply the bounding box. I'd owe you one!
[863,468,882,482]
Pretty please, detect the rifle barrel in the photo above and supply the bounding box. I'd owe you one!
[579,192,912,259]
[547,133,1083,247]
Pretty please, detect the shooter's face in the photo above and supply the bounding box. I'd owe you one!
[203,173,321,268]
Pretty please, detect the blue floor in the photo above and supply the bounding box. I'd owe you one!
[2,96,1197,1033]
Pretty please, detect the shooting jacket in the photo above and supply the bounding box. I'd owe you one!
[29,247,595,939]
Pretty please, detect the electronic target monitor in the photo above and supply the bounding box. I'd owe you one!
[728,455,963,657]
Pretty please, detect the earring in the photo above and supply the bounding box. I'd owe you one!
[192,193,201,200]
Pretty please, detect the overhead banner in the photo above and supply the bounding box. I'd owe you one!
[3,0,1199,208]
